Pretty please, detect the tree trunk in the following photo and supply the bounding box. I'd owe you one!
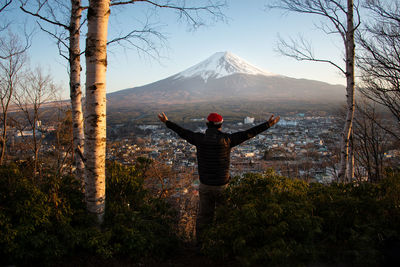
[32,120,38,176]
[0,113,7,165]
[338,0,356,182]
[1,58,17,165]
[70,0,85,183]
[84,0,110,223]
[346,131,354,180]
[0,98,8,165]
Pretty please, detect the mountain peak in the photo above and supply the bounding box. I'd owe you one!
[175,51,276,81]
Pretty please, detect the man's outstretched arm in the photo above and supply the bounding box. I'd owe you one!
[230,115,280,147]
[158,112,168,123]
[158,112,197,145]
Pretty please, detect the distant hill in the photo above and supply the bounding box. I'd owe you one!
[106,52,345,123]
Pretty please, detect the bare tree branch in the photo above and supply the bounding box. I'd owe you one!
[268,0,359,182]
[276,34,346,74]
[37,22,69,60]
[357,0,400,136]
[110,0,226,28]
[107,21,167,60]
[0,31,28,164]
[0,27,32,60]
[20,2,69,30]
[0,0,12,13]
[357,100,400,142]
[12,66,59,174]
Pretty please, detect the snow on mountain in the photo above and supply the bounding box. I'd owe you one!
[107,51,345,108]
[175,51,276,81]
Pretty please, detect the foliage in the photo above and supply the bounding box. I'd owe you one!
[309,169,400,266]
[202,171,321,266]
[0,163,89,266]
[1,161,399,266]
[102,161,179,259]
[308,182,383,265]
[202,170,400,266]
[0,161,179,266]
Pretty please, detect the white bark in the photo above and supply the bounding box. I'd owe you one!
[69,0,85,183]
[338,0,356,182]
[346,131,355,181]
[269,0,358,182]
[84,0,109,223]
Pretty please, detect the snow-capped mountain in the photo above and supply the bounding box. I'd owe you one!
[175,51,276,81]
[107,51,345,108]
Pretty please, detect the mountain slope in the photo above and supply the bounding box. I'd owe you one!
[107,51,345,108]
[175,51,276,81]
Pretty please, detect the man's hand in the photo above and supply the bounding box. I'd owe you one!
[267,114,280,127]
[158,112,168,123]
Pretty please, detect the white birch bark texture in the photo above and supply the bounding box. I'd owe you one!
[84,0,110,222]
[19,0,86,180]
[269,0,358,182]
[70,0,85,183]
[339,0,356,182]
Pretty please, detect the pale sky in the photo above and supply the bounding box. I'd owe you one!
[4,1,347,99]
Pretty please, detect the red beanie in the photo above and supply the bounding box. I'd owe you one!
[207,113,223,124]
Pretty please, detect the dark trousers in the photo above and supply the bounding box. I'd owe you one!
[196,183,227,243]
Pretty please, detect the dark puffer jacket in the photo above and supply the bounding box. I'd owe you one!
[166,120,271,186]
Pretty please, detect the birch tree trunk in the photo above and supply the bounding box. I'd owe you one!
[346,131,355,181]
[0,113,7,165]
[338,0,356,182]
[268,0,359,182]
[32,118,38,175]
[69,0,85,183]
[20,0,86,180]
[85,0,109,223]
[0,87,11,165]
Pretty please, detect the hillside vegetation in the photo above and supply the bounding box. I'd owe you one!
[0,162,399,266]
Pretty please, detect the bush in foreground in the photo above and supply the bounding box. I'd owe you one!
[102,161,179,259]
[202,170,400,266]
[0,162,179,266]
[202,171,321,266]
[1,162,399,266]
[0,163,90,265]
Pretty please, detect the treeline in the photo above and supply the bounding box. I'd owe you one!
[1,162,399,266]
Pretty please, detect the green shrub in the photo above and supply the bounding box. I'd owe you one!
[202,171,400,266]
[202,171,322,266]
[0,163,89,266]
[0,161,180,265]
[372,171,400,266]
[103,161,179,259]
[309,182,385,265]
[2,161,399,266]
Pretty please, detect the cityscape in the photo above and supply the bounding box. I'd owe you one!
[6,110,399,188]
[105,113,400,188]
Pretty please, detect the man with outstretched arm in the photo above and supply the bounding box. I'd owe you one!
[158,112,280,244]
